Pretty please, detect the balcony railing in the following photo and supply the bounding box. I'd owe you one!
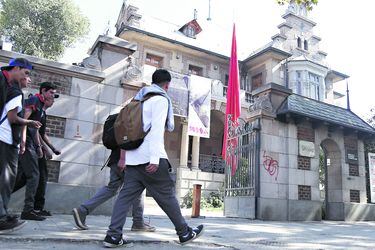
[198,154,225,174]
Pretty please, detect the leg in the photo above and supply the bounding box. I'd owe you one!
[0,142,18,220]
[107,166,146,239]
[19,148,40,213]
[139,159,188,236]
[0,142,27,233]
[12,161,26,193]
[34,157,48,211]
[131,192,144,226]
[80,164,124,215]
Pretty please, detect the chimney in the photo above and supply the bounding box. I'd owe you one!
[0,36,13,51]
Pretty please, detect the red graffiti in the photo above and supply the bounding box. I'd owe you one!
[263,151,279,180]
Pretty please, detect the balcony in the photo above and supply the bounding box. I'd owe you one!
[198,154,225,174]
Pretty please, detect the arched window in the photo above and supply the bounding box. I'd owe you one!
[297,37,302,48]
[304,40,308,50]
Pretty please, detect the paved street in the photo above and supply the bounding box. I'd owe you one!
[0,211,375,250]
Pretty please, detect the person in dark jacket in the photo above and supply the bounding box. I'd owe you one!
[18,82,58,221]
[13,93,61,217]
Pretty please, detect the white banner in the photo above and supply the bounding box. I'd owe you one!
[187,75,211,138]
[369,153,375,203]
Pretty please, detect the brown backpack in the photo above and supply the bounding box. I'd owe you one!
[112,93,160,150]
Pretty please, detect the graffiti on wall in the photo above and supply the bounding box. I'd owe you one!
[263,151,279,181]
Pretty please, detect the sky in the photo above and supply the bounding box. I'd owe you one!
[61,0,375,121]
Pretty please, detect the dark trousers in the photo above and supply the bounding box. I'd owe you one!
[18,147,40,212]
[0,141,19,220]
[107,159,188,239]
[79,163,144,225]
[13,157,48,211]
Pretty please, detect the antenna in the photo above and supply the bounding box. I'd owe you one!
[194,9,198,20]
[104,20,110,36]
[207,0,212,21]
[346,80,351,111]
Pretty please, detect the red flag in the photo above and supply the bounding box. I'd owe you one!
[222,24,241,176]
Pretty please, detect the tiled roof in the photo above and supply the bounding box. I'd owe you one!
[120,14,291,61]
[277,94,375,134]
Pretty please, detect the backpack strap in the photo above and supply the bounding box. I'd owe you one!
[141,93,161,102]
[0,114,7,126]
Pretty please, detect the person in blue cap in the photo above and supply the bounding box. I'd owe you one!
[0,58,41,233]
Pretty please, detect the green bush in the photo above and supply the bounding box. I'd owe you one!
[180,190,193,208]
[206,192,223,208]
[180,190,223,209]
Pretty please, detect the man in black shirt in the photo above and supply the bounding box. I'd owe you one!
[18,82,57,221]
[13,94,61,216]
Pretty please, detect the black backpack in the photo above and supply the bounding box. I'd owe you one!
[102,113,119,150]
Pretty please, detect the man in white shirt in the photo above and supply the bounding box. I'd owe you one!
[103,69,204,247]
[0,58,41,233]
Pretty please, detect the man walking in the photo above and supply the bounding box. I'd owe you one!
[72,148,155,232]
[0,58,41,233]
[103,69,203,247]
[18,82,57,221]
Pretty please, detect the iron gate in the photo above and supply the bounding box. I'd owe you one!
[224,117,260,197]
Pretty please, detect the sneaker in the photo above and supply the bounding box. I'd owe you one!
[103,235,133,248]
[179,225,204,245]
[20,210,46,221]
[131,222,156,232]
[0,217,27,234]
[72,208,88,230]
[35,210,52,217]
[6,214,19,220]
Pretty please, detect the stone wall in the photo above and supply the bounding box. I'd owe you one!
[175,167,225,201]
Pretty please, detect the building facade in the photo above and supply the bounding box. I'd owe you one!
[3,1,375,219]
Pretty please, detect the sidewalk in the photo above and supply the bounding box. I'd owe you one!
[0,208,375,250]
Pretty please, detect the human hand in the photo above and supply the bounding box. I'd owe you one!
[36,146,43,158]
[52,148,61,155]
[19,142,25,155]
[28,120,42,129]
[145,164,159,173]
[43,147,53,160]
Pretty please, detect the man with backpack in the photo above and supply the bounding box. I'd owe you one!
[103,69,204,247]
[17,82,58,221]
[0,58,41,233]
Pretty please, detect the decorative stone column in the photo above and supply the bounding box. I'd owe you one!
[180,123,189,166]
[192,136,200,168]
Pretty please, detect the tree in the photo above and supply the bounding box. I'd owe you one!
[276,0,319,11]
[0,0,89,60]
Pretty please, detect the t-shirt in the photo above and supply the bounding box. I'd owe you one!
[0,95,23,145]
[24,95,44,148]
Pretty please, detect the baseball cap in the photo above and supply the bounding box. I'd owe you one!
[39,82,59,98]
[1,58,33,71]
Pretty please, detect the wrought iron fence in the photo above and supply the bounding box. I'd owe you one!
[198,154,225,174]
[224,117,260,197]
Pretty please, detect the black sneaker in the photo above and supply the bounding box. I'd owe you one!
[6,214,19,220]
[35,210,52,217]
[21,210,46,221]
[179,225,204,245]
[72,208,88,230]
[0,217,27,234]
[103,235,133,248]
